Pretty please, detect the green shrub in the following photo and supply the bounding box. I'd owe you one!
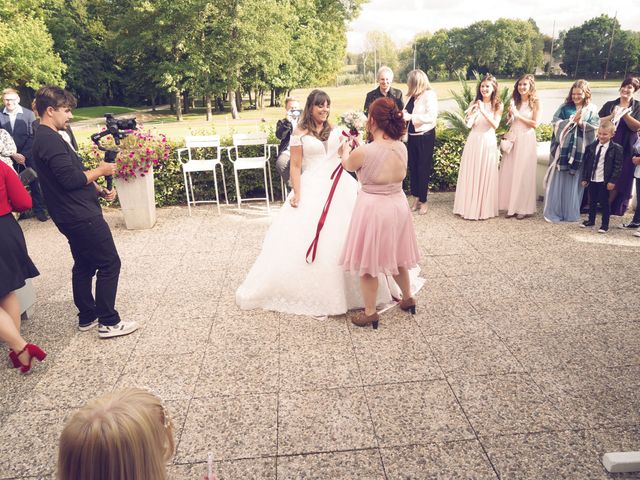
[79,122,553,206]
[536,123,553,142]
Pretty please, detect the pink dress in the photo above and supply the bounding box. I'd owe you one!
[453,108,500,220]
[340,141,420,277]
[498,103,538,216]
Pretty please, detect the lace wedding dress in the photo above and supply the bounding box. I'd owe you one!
[236,128,409,316]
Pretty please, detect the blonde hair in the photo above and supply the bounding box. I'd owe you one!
[406,69,431,98]
[565,79,592,106]
[2,88,19,98]
[58,388,175,480]
[599,120,616,134]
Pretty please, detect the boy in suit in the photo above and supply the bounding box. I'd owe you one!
[581,121,623,233]
[274,97,300,188]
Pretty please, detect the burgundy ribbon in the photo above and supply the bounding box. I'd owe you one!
[306,163,345,263]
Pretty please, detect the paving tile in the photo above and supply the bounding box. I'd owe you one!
[279,341,361,391]
[167,457,276,480]
[366,381,475,447]
[449,373,569,436]
[18,356,126,411]
[277,449,384,479]
[428,332,524,376]
[381,441,497,479]
[194,344,279,397]
[0,409,67,478]
[279,315,350,348]
[416,314,493,338]
[482,430,608,480]
[115,352,204,401]
[134,319,210,356]
[531,366,640,429]
[207,314,279,349]
[175,394,277,462]
[353,335,443,385]
[278,388,376,455]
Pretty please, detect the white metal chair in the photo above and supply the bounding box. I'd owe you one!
[227,133,274,212]
[176,135,228,215]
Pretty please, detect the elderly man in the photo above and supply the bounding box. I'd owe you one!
[0,88,49,221]
[363,66,404,116]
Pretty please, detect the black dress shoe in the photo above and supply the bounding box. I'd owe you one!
[35,211,50,222]
[580,220,595,228]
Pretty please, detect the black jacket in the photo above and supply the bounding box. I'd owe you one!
[275,118,293,153]
[363,87,404,116]
[582,140,624,184]
[0,106,36,166]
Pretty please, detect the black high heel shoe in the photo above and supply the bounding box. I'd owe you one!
[398,297,416,315]
[351,311,379,329]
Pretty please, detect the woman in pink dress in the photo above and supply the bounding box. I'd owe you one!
[498,74,541,219]
[339,98,421,329]
[453,74,502,220]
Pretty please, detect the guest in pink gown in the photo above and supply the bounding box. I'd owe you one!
[339,98,421,329]
[498,74,541,219]
[453,74,502,220]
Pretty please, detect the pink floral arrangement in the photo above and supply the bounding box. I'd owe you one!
[89,129,171,181]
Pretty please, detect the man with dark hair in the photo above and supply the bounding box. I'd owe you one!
[0,88,49,221]
[32,86,138,338]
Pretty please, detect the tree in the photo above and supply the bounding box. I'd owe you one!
[0,2,66,89]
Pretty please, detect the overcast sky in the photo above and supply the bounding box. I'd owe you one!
[347,0,640,53]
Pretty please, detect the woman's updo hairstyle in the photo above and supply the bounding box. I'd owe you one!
[367,97,406,140]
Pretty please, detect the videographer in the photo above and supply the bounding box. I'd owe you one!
[32,86,138,339]
[274,97,301,188]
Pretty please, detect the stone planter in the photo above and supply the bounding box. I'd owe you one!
[115,168,157,229]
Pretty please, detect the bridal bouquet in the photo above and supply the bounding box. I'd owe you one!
[340,110,367,148]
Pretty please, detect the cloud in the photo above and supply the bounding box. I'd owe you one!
[348,0,640,52]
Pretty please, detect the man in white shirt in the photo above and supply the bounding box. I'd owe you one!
[0,88,49,221]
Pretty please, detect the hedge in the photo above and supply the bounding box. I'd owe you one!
[79,123,554,206]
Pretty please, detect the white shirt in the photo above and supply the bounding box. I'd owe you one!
[633,137,640,179]
[592,141,609,183]
[2,105,23,131]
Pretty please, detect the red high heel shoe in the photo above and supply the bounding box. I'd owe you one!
[14,344,47,373]
[351,311,379,329]
[398,297,416,315]
[8,350,20,368]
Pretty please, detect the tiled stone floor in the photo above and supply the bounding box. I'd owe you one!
[1,192,639,479]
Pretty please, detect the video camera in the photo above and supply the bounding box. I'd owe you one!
[90,113,137,190]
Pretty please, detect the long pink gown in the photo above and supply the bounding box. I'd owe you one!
[453,108,500,220]
[340,141,420,277]
[498,103,538,216]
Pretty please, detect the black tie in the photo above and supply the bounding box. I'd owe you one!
[592,145,603,181]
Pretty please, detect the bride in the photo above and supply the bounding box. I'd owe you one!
[236,90,406,316]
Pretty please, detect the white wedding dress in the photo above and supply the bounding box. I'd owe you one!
[236,128,409,316]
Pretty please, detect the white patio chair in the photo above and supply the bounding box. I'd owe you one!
[176,135,228,215]
[227,133,274,212]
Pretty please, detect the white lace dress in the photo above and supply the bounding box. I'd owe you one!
[236,128,403,316]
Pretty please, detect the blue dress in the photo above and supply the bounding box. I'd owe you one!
[543,103,599,223]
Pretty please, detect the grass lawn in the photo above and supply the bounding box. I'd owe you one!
[71,79,622,144]
[72,105,139,122]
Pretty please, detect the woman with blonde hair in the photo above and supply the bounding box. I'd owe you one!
[58,388,176,480]
[498,73,541,219]
[402,69,438,215]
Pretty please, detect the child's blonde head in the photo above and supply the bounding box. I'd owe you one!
[598,120,616,135]
[58,388,174,480]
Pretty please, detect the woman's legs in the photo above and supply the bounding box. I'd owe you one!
[0,292,27,354]
[360,274,379,316]
[392,267,412,300]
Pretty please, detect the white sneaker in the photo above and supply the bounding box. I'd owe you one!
[98,320,139,339]
[634,230,640,237]
[78,319,99,332]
